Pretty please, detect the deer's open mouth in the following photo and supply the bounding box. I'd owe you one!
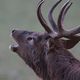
[9,29,19,52]
[9,44,19,52]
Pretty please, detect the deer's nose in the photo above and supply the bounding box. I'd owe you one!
[12,29,16,33]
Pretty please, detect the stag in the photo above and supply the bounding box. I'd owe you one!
[10,0,80,80]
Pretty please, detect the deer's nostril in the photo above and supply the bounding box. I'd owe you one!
[12,29,16,33]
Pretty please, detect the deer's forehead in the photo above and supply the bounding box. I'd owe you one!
[26,32,46,37]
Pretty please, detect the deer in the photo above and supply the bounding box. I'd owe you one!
[10,0,80,80]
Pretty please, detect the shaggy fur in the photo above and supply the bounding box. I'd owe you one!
[10,30,80,80]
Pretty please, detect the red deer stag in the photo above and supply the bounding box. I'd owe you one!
[10,0,80,80]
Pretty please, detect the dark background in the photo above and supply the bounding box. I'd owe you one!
[0,0,80,80]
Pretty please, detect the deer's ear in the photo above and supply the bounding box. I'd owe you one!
[46,38,55,49]
[62,39,79,49]
[45,39,54,54]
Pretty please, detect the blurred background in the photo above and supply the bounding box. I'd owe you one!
[0,0,80,80]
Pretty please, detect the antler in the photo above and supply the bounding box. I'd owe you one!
[48,0,62,32]
[37,0,80,39]
[37,0,52,33]
[58,0,71,32]
[57,0,80,38]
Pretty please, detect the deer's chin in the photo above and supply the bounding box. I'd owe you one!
[9,44,19,52]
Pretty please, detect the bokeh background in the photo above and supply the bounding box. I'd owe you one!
[0,0,80,80]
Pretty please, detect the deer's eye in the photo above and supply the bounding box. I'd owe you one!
[26,37,35,45]
[27,37,33,41]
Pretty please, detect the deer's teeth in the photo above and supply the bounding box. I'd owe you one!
[9,45,12,50]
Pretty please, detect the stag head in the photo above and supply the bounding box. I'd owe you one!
[10,0,80,79]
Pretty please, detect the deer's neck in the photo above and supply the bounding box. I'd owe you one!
[45,46,80,80]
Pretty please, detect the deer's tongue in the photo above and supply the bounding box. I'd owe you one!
[9,43,19,52]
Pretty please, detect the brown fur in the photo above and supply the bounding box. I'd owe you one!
[10,30,80,80]
[10,0,80,80]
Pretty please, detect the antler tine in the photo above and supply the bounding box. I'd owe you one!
[65,25,80,36]
[56,0,80,38]
[37,0,52,33]
[59,1,80,39]
[48,0,62,32]
[57,1,80,36]
[57,0,71,32]
[61,3,72,23]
